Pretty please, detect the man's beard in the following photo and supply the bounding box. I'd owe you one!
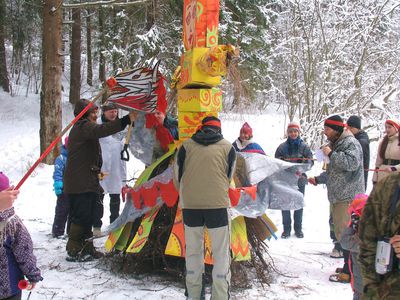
[327,132,340,143]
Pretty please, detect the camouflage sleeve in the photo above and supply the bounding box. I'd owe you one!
[330,141,362,172]
[358,185,383,294]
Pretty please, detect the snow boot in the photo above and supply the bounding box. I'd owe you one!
[66,223,85,257]
[295,230,304,238]
[83,229,104,259]
[281,231,291,239]
[66,223,94,262]
[329,272,350,283]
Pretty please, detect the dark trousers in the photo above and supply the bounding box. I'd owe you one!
[182,208,229,228]
[282,184,304,233]
[52,194,70,237]
[68,192,101,230]
[342,249,350,274]
[282,208,303,233]
[100,193,121,224]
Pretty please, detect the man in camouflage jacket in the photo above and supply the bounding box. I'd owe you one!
[359,172,400,299]
[309,115,364,282]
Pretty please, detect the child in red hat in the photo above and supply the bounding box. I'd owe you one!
[232,122,265,155]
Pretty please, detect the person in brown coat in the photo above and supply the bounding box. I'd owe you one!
[64,99,136,261]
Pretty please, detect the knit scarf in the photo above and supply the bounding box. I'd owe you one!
[234,138,253,151]
[287,137,301,155]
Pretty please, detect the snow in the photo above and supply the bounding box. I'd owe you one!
[0,90,377,300]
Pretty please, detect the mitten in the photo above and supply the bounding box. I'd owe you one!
[54,181,63,196]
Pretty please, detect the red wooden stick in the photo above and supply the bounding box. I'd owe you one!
[15,89,107,190]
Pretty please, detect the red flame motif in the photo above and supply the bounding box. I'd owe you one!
[107,61,167,114]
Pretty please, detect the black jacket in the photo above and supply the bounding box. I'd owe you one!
[354,130,370,190]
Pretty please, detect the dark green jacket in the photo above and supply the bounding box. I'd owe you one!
[358,173,400,299]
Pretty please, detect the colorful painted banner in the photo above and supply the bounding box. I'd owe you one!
[178,111,218,128]
[177,88,222,112]
[107,62,167,114]
[165,208,186,258]
[231,216,251,261]
[104,145,176,251]
[183,0,219,51]
[204,228,213,264]
[165,208,213,264]
[178,48,221,89]
[126,206,161,253]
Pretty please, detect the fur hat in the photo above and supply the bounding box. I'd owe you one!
[324,115,345,133]
[101,102,118,112]
[0,172,10,192]
[386,119,399,130]
[240,122,253,137]
[347,115,361,129]
[287,121,301,133]
[73,99,98,117]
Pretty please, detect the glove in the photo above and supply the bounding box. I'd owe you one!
[308,177,317,186]
[54,181,63,196]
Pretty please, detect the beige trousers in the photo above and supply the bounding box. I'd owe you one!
[331,201,351,241]
[184,224,231,300]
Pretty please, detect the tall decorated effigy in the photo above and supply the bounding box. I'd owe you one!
[101,0,312,285]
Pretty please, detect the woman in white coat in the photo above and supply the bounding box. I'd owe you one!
[95,103,127,234]
[372,119,400,184]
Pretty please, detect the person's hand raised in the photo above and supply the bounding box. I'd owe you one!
[128,110,138,123]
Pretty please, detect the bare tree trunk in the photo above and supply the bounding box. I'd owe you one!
[86,11,93,86]
[69,7,81,104]
[98,7,106,102]
[40,0,62,164]
[0,0,10,93]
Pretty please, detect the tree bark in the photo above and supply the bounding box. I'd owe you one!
[0,0,10,92]
[98,7,106,102]
[86,12,93,86]
[40,0,62,164]
[69,7,81,104]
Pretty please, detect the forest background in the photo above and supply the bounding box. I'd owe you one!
[0,0,399,162]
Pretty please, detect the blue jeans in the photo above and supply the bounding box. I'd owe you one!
[282,208,303,233]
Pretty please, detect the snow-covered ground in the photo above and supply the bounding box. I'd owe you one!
[0,91,378,299]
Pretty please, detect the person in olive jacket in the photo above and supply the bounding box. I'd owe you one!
[64,99,137,261]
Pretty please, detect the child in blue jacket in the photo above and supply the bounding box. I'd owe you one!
[52,137,70,238]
